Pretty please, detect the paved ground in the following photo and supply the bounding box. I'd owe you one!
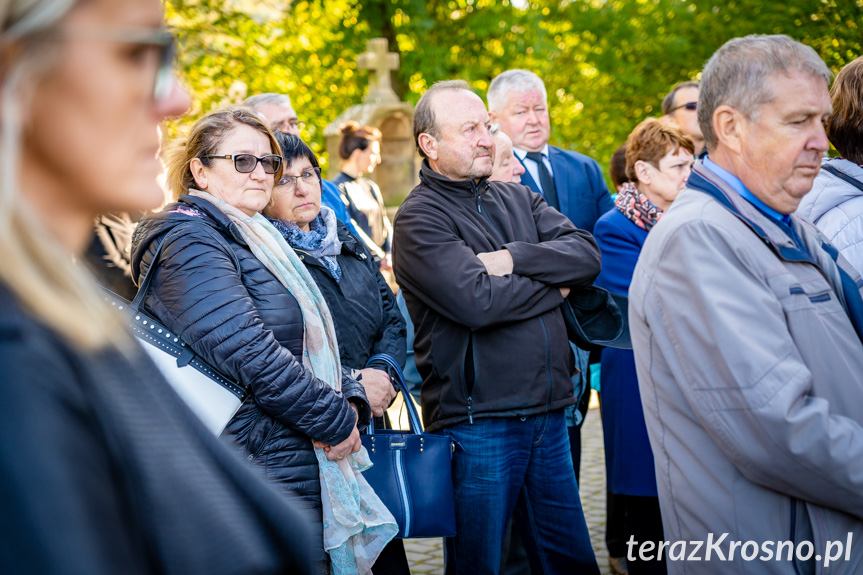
[403,401,615,574]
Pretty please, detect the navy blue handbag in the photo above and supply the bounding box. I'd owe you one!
[361,354,456,539]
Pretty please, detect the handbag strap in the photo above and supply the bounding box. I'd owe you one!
[130,223,193,314]
[365,353,423,434]
[822,163,863,194]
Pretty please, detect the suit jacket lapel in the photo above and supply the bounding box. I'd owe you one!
[517,155,542,196]
[548,146,571,217]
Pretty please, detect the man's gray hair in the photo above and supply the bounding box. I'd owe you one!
[699,35,832,150]
[413,79,471,159]
[487,69,547,113]
[243,92,292,111]
[662,81,700,115]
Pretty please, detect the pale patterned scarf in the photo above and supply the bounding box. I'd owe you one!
[189,190,397,574]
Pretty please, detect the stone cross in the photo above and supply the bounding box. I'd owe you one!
[357,38,399,104]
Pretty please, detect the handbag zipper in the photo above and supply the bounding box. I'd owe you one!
[394,449,411,537]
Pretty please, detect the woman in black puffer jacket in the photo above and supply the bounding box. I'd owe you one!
[264,134,409,574]
[131,108,372,575]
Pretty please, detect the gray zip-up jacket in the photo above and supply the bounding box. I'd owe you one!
[629,162,863,574]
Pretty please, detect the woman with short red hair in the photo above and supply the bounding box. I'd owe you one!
[594,117,695,575]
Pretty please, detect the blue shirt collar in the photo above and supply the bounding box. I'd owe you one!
[702,157,790,225]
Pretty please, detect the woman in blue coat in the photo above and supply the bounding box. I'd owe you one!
[594,118,694,575]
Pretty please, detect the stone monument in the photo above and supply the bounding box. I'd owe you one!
[324,38,418,204]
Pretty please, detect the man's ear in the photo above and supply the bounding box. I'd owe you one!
[712,105,745,155]
[488,110,498,123]
[190,158,208,190]
[418,133,439,161]
[634,160,651,186]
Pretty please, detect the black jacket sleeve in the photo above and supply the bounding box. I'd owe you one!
[393,204,568,331]
[359,242,407,367]
[142,227,359,446]
[340,368,371,427]
[504,191,602,287]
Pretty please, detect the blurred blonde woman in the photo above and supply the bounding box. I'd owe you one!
[0,0,315,572]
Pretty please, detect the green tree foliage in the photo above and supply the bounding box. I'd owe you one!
[166,0,862,188]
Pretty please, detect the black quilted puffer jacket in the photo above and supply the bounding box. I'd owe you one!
[130,195,370,520]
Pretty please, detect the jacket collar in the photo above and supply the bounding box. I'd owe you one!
[688,162,798,253]
[419,159,491,199]
[130,194,247,282]
[177,194,248,245]
[688,161,863,346]
[298,219,367,266]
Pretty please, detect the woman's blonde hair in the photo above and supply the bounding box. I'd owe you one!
[1,0,129,350]
[163,106,283,201]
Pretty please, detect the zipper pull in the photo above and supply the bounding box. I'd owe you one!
[467,397,474,424]
[476,196,483,214]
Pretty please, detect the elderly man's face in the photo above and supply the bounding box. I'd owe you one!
[256,102,301,137]
[490,134,526,183]
[426,90,495,181]
[733,71,830,214]
[490,88,550,153]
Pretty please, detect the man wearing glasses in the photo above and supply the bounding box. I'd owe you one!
[244,93,305,137]
[245,92,357,235]
[661,81,705,155]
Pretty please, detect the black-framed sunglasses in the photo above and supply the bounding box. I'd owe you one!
[276,167,322,191]
[669,101,697,113]
[203,154,283,174]
[60,27,177,102]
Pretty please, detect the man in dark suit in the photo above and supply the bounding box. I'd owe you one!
[488,69,614,234]
[488,70,613,481]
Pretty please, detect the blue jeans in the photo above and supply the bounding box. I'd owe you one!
[443,410,599,575]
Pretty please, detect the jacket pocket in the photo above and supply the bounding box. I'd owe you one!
[248,419,279,462]
[461,332,477,423]
[783,275,846,315]
[789,497,816,575]
[463,332,476,397]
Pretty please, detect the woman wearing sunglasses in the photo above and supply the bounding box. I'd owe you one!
[132,107,392,575]
[0,0,316,573]
[264,133,409,575]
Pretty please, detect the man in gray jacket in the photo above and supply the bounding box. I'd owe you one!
[630,35,863,574]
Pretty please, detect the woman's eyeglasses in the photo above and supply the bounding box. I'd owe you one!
[203,154,283,174]
[150,30,177,103]
[276,167,322,191]
[669,101,697,113]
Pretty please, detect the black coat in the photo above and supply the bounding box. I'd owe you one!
[0,285,316,574]
[293,221,406,371]
[130,196,370,554]
[393,162,602,433]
